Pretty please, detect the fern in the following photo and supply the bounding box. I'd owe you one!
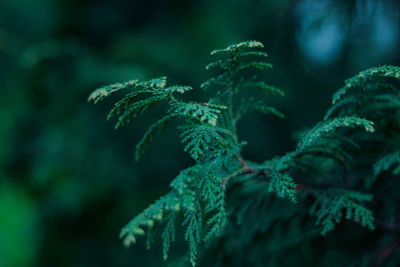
[180,125,231,160]
[373,151,400,176]
[297,116,374,151]
[332,66,400,105]
[161,212,176,260]
[90,41,400,266]
[268,171,297,203]
[183,197,202,266]
[136,114,178,160]
[309,189,375,235]
[169,102,226,126]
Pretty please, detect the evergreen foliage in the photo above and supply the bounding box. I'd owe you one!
[90,42,400,266]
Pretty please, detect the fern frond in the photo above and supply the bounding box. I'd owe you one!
[164,85,193,94]
[169,102,226,126]
[238,50,268,58]
[324,96,358,119]
[200,73,228,90]
[204,192,227,241]
[297,116,375,151]
[310,189,374,235]
[88,80,139,103]
[236,98,284,120]
[323,134,361,150]
[112,96,166,129]
[90,42,398,266]
[183,198,202,266]
[205,60,230,71]
[162,213,176,260]
[120,192,177,247]
[243,81,285,96]
[180,125,231,160]
[200,175,221,212]
[295,144,352,168]
[253,104,285,118]
[135,114,179,160]
[141,76,168,89]
[210,40,264,56]
[373,151,400,176]
[169,166,198,195]
[361,94,400,112]
[237,62,273,72]
[332,65,400,104]
[268,171,297,203]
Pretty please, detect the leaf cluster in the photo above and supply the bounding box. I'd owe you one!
[90,42,400,266]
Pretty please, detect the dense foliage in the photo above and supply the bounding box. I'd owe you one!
[90,41,400,266]
[3,1,400,266]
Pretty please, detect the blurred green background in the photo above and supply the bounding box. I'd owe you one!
[1,0,400,266]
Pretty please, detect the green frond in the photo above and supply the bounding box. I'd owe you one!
[146,226,155,250]
[297,116,375,151]
[295,144,352,167]
[169,102,226,126]
[332,87,348,106]
[324,96,358,119]
[91,77,195,130]
[204,199,227,241]
[326,84,400,119]
[200,175,228,241]
[135,114,179,160]
[110,95,166,129]
[210,40,264,55]
[236,98,284,120]
[243,81,285,96]
[164,85,193,94]
[120,192,177,247]
[253,104,285,118]
[310,190,374,235]
[162,213,176,260]
[332,65,400,104]
[237,62,272,72]
[205,60,229,71]
[183,198,202,267]
[373,151,400,176]
[89,42,399,266]
[88,76,170,104]
[323,135,361,150]
[361,94,400,112]
[238,51,268,58]
[200,175,221,212]
[180,125,231,160]
[205,60,272,74]
[88,79,139,103]
[260,153,295,173]
[200,73,228,89]
[268,171,297,203]
[142,76,168,89]
[169,166,199,195]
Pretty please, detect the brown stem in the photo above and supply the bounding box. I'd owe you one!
[236,155,268,176]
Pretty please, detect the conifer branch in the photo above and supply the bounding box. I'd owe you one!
[90,41,400,266]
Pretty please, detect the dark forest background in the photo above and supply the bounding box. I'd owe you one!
[1,0,400,266]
